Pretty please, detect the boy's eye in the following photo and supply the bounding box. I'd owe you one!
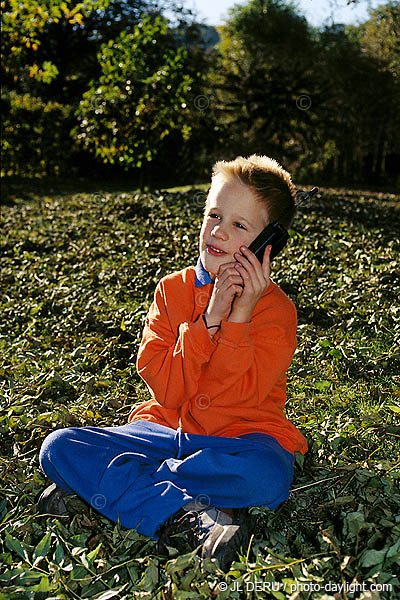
[208,214,246,229]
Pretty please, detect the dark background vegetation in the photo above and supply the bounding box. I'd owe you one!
[1,0,400,191]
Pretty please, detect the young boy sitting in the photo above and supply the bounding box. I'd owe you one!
[37,154,307,571]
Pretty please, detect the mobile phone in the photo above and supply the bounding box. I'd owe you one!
[242,187,319,264]
[245,221,289,263]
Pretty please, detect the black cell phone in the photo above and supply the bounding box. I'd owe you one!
[242,187,319,264]
[245,221,289,263]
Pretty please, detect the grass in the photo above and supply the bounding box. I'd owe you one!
[0,182,399,599]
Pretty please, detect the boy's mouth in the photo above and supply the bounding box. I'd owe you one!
[206,244,228,257]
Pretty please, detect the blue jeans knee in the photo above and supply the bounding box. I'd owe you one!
[39,427,77,493]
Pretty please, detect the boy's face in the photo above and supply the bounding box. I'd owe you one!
[199,175,269,281]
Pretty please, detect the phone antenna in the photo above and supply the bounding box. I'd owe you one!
[295,187,319,207]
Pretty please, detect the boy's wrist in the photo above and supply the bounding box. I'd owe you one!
[204,309,223,329]
[202,313,221,331]
[228,309,252,323]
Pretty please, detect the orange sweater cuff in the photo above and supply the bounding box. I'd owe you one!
[218,319,252,347]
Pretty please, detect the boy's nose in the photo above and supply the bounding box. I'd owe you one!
[211,225,228,239]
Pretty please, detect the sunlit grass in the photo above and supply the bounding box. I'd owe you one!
[0,184,399,599]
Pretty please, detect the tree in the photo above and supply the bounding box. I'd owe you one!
[1,0,194,99]
[350,1,400,183]
[1,0,108,86]
[1,0,209,180]
[208,0,399,185]
[207,0,320,169]
[73,14,195,179]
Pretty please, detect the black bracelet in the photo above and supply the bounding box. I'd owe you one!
[202,313,221,331]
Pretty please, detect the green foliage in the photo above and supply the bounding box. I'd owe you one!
[0,183,399,598]
[310,18,400,184]
[73,14,194,168]
[344,2,400,183]
[2,1,204,178]
[354,1,400,79]
[1,91,77,177]
[210,0,399,185]
[210,0,317,159]
[1,0,399,184]
[224,0,312,62]
[1,0,112,83]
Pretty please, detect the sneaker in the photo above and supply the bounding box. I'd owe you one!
[35,483,70,516]
[201,508,254,571]
[156,500,232,555]
[35,483,89,517]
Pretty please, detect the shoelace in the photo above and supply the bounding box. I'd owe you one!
[159,506,224,549]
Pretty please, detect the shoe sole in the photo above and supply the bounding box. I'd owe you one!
[36,483,70,516]
[202,523,250,571]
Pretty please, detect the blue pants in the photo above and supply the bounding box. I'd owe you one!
[39,420,294,539]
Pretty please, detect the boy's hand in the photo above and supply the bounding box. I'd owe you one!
[205,245,271,325]
[205,260,246,325]
[228,244,272,322]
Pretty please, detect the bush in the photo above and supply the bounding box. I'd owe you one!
[1,91,78,177]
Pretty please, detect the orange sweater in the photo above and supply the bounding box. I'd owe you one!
[128,258,307,455]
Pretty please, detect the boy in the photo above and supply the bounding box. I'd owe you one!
[37,154,307,571]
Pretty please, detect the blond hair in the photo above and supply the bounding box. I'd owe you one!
[210,154,297,228]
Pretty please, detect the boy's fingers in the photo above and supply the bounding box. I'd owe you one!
[238,246,258,265]
[234,246,270,292]
[235,248,258,274]
[217,260,239,277]
[235,263,250,280]
[217,265,244,287]
[262,245,272,279]
[240,244,270,284]
[234,248,259,285]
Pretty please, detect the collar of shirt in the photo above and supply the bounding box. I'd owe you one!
[195,256,214,287]
[194,255,275,298]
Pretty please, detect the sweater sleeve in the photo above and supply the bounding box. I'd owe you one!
[136,279,218,409]
[195,297,297,405]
